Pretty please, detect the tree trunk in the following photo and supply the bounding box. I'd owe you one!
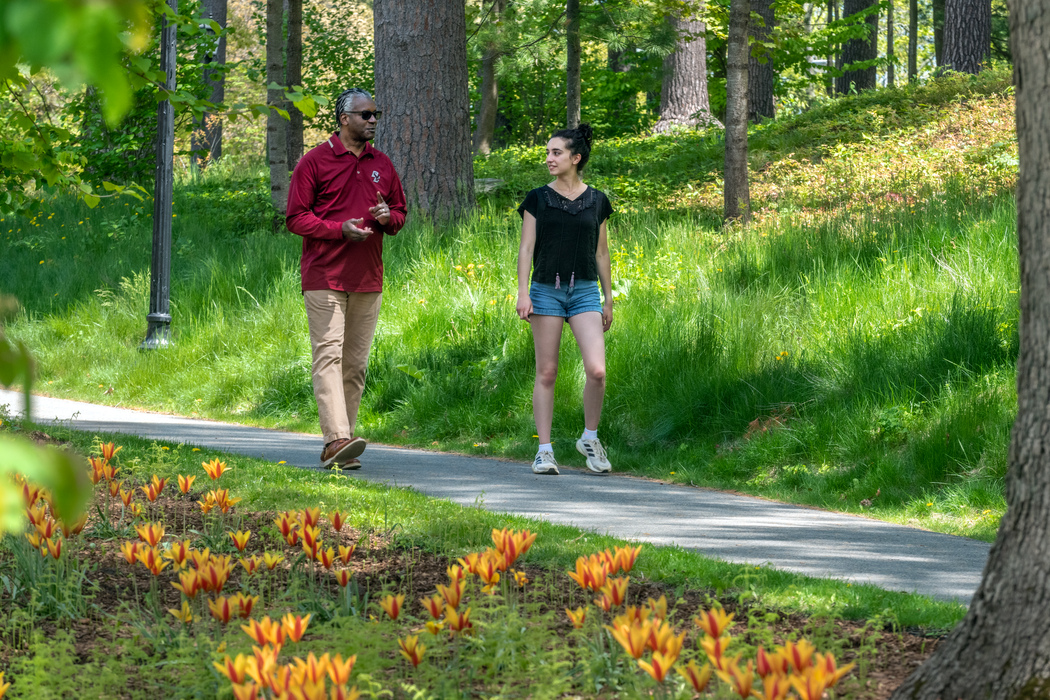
[835,0,877,94]
[933,0,945,65]
[942,0,991,74]
[286,0,303,167]
[886,0,895,87]
[826,0,836,96]
[608,48,630,72]
[654,10,721,133]
[566,0,581,128]
[374,0,475,222]
[889,4,1050,698]
[908,0,917,81]
[266,0,289,213]
[724,0,750,223]
[474,0,503,155]
[747,0,775,123]
[192,0,226,168]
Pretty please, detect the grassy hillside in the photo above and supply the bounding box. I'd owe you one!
[0,69,1018,541]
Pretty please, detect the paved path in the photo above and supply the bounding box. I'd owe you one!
[1,389,991,603]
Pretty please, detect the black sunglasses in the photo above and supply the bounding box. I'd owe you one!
[345,109,382,121]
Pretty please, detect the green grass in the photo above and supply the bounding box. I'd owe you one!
[0,69,1019,542]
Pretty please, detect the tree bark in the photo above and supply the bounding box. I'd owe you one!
[826,0,836,96]
[724,0,750,223]
[889,3,1050,699]
[886,0,895,87]
[286,0,303,167]
[747,0,775,123]
[653,10,721,133]
[835,0,877,94]
[374,0,475,222]
[566,0,581,128]
[908,0,917,81]
[192,0,226,168]
[266,0,289,213]
[474,0,503,155]
[942,0,991,74]
[933,0,945,65]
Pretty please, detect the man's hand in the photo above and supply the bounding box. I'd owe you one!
[341,218,374,242]
[369,192,391,226]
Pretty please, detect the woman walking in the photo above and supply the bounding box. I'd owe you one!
[516,123,614,475]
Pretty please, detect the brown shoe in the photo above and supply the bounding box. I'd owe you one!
[320,437,366,469]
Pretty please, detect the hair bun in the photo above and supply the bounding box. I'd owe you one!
[576,123,593,147]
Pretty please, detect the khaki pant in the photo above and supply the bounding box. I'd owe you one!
[303,290,382,445]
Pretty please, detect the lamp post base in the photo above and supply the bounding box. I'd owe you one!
[140,313,172,350]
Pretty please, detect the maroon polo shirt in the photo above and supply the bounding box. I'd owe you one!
[286,134,407,293]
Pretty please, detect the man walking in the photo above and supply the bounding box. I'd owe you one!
[286,88,407,469]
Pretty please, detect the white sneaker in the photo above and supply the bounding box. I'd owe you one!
[532,450,560,475]
[576,438,612,473]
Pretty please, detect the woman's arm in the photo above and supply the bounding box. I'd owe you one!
[517,211,537,322]
[596,219,613,332]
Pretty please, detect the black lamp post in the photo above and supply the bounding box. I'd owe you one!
[142,0,178,350]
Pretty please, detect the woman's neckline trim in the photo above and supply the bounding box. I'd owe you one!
[545,183,590,203]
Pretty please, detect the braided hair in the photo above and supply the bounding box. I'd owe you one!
[551,123,594,172]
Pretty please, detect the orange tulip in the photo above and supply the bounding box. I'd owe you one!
[436,580,464,610]
[778,638,816,673]
[137,546,169,576]
[102,463,119,481]
[283,529,300,546]
[380,593,405,621]
[513,569,528,587]
[716,659,756,699]
[647,595,668,621]
[25,502,45,526]
[330,684,360,700]
[701,634,733,671]
[120,540,140,564]
[677,660,713,693]
[476,552,501,586]
[241,617,276,646]
[198,494,216,514]
[229,530,252,552]
[425,620,444,635]
[263,552,284,570]
[168,600,195,624]
[140,483,159,503]
[151,474,168,494]
[815,651,855,688]
[607,620,651,659]
[108,479,122,498]
[119,488,134,507]
[135,522,165,547]
[245,645,280,688]
[214,653,250,683]
[566,606,587,629]
[603,576,629,606]
[639,651,676,682]
[757,647,790,678]
[60,513,88,537]
[327,653,357,685]
[171,570,201,598]
[198,561,232,593]
[338,544,356,564]
[178,474,196,493]
[88,457,106,485]
[614,544,642,573]
[101,442,122,462]
[567,555,607,592]
[202,458,229,480]
[316,546,336,570]
[444,605,473,635]
[45,537,63,559]
[421,594,444,620]
[398,635,426,667]
[187,547,212,570]
[301,524,320,550]
[329,510,346,531]
[695,606,734,639]
[232,592,259,618]
[301,507,320,528]
[456,553,482,575]
[282,612,311,642]
[34,517,58,540]
[334,569,353,587]
[208,596,235,624]
[231,682,260,700]
[165,539,192,568]
[240,555,262,576]
[755,672,792,700]
[594,589,613,612]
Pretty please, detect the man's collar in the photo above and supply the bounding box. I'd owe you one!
[328,132,374,158]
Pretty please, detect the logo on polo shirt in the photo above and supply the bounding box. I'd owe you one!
[372,171,381,183]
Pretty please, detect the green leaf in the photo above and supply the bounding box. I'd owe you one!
[0,436,90,535]
[82,193,101,208]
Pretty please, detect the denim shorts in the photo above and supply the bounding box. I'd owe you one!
[529,280,602,318]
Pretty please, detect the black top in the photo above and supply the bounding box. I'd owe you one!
[517,185,613,286]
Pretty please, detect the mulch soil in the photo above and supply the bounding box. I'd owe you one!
[3,432,940,698]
